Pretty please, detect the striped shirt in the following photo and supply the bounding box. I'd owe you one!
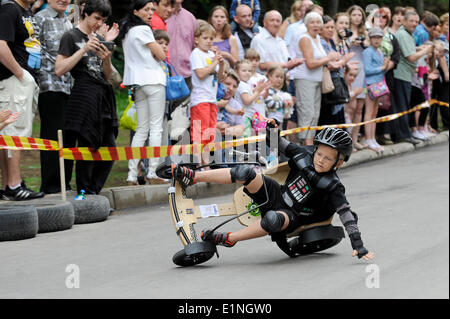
[34,6,73,94]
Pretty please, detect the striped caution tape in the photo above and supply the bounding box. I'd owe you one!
[0,135,59,151]
[1,99,448,159]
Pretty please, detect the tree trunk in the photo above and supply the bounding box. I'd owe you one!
[416,0,424,14]
[325,0,340,18]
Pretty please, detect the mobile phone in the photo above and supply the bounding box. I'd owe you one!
[100,41,115,51]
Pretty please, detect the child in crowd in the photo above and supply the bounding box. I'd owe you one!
[409,41,440,140]
[230,0,260,34]
[362,27,390,153]
[234,59,270,137]
[429,40,449,133]
[154,29,170,57]
[245,49,269,133]
[217,71,246,138]
[264,65,294,125]
[190,23,226,166]
[344,65,363,152]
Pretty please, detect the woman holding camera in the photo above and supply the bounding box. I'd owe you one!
[318,15,355,125]
[345,5,369,150]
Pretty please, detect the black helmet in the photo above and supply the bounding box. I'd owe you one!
[314,128,353,162]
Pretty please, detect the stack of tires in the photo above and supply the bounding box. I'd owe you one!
[0,195,111,242]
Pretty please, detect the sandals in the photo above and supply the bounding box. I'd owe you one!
[354,142,365,150]
[365,139,384,154]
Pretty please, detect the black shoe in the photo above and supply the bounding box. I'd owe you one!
[377,135,394,145]
[0,190,9,201]
[171,164,195,188]
[401,137,421,145]
[200,229,235,247]
[4,182,45,201]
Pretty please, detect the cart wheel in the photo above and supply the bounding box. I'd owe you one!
[172,242,217,267]
[287,225,345,256]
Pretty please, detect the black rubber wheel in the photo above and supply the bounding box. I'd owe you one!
[290,237,343,255]
[0,205,38,241]
[1,199,75,233]
[156,162,173,180]
[172,242,217,267]
[287,225,345,256]
[70,195,110,224]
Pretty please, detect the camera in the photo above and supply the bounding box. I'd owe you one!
[355,35,366,42]
[100,41,115,51]
[338,28,353,39]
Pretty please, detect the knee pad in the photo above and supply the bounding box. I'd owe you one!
[260,210,285,234]
[230,165,256,186]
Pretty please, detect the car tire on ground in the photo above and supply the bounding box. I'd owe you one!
[70,195,111,224]
[1,199,75,233]
[0,205,38,241]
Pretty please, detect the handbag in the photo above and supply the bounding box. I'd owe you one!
[322,66,335,94]
[165,62,190,101]
[322,76,350,106]
[367,78,390,100]
[378,93,391,111]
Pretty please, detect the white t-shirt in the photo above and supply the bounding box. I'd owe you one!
[122,26,166,86]
[190,48,219,107]
[228,97,245,126]
[235,80,266,121]
[247,73,267,118]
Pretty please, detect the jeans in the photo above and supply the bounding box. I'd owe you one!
[127,84,166,182]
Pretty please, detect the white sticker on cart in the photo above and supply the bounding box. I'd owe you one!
[199,204,220,218]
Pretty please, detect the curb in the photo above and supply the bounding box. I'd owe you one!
[45,131,450,211]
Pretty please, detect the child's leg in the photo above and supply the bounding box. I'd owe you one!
[228,211,290,244]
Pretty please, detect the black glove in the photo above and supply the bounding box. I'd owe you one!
[349,232,369,259]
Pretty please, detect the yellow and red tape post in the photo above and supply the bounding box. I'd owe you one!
[1,99,448,161]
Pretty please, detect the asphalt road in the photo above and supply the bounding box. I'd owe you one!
[0,143,448,299]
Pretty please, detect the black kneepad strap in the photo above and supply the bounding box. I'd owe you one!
[260,210,285,234]
[230,165,257,186]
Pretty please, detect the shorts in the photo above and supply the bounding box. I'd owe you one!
[190,102,218,145]
[243,175,303,234]
[0,69,39,137]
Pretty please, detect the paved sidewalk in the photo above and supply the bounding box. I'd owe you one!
[50,131,449,211]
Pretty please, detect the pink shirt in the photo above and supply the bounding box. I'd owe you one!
[166,6,197,78]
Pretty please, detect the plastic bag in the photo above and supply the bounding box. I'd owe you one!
[119,96,137,131]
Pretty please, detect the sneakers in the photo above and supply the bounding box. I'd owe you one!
[0,190,9,201]
[411,130,430,141]
[200,229,235,247]
[4,181,45,201]
[171,164,195,188]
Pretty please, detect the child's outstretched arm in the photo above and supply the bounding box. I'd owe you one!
[336,204,374,261]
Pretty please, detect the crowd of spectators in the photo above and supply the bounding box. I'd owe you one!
[0,0,448,200]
